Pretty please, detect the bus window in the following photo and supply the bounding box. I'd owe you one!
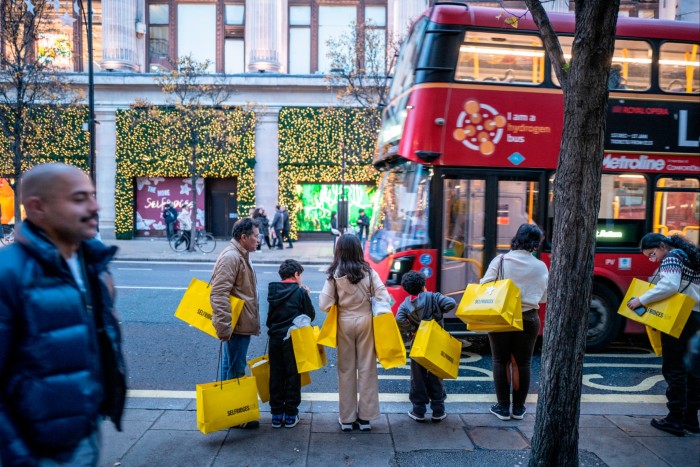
[547,173,647,248]
[659,42,700,94]
[496,180,541,254]
[655,177,700,244]
[610,39,651,91]
[455,31,544,85]
[552,37,651,91]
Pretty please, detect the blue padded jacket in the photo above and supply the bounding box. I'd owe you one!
[0,221,126,466]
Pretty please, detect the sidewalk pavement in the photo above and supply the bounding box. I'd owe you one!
[104,238,698,466]
[101,398,698,467]
[108,238,335,265]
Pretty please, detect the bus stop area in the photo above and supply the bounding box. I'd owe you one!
[104,238,698,466]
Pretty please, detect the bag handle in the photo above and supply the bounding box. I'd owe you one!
[497,254,505,281]
[649,269,692,294]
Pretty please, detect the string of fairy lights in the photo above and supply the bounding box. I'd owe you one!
[114,107,256,239]
[278,106,380,239]
[0,106,89,175]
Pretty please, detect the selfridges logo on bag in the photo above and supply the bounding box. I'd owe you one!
[647,308,664,318]
[474,298,495,305]
[440,350,455,364]
[228,405,250,416]
[197,308,212,320]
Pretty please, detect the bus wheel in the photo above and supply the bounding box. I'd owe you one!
[586,283,623,352]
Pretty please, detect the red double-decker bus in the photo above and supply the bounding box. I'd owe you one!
[367,3,699,350]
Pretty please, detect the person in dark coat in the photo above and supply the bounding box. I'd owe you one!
[162,201,178,239]
[356,209,370,245]
[253,207,272,250]
[266,259,315,428]
[0,163,126,466]
[281,205,293,248]
[395,271,456,423]
[271,205,284,249]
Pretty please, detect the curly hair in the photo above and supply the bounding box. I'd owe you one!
[401,271,426,296]
[232,217,258,240]
[510,223,544,252]
[326,234,371,284]
[279,259,304,280]
[640,233,700,270]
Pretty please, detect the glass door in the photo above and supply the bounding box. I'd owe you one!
[440,174,542,303]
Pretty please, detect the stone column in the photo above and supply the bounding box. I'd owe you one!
[101,0,139,71]
[246,0,285,72]
[95,107,118,239]
[388,0,428,43]
[254,107,281,211]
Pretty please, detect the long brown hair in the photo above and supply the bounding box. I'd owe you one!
[327,234,371,284]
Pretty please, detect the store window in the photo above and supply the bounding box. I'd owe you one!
[288,1,387,75]
[178,4,216,72]
[80,0,103,71]
[148,3,170,71]
[224,2,245,73]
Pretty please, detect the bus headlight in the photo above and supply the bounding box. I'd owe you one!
[386,256,415,286]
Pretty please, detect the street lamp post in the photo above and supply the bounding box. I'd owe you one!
[78,0,96,185]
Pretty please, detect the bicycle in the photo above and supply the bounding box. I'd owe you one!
[0,225,14,246]
[169,228,216,253]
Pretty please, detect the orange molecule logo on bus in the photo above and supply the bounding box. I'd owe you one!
[453,99,507,156]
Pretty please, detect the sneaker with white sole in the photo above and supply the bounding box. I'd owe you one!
[271,414,284,428]
[511,405,526,420]
[407,410,426,423]
[431,412,447,423]
[354,418,371,431]
[490,404,511,421]
[284,414,300,428]
[339,419,353,432]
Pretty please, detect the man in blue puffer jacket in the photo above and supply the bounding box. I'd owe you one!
[0,163,127,466]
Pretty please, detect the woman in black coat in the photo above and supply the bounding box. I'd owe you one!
[254,208,273,250]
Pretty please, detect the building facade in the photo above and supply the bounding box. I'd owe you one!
[1,0,697,238]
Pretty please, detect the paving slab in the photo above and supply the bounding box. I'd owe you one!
[214,422,311,466]
[308,433,394,466]
[461,412,535,427]
[117,429,228,466]
[639,434,700,467]
[311,412,390,434]
[99,420,153,467]
[125,397,192,410]
[393,449,607,467]
[466,426,530,450]
[388,414,474,452]
[151,409,197,430]
[605,414,679,437]
[120,408,164,422]
[578,426,668,467]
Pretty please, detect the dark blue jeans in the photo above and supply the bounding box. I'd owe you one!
[661,312,700,424]
[221,334,251,381]
[409,358,446,417]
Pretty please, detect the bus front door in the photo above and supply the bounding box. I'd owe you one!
[440,175,543,311]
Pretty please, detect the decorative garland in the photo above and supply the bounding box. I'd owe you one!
[278,106,380,239]
[115,107,256,239]
[0,106,89,174]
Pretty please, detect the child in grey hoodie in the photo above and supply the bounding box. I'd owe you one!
[396,271,456,423]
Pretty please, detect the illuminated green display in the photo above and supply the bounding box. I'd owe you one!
[294,183,376,232]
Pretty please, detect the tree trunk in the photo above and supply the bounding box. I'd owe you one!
[12,114,23,228]
[189,130,198,252]
[529,1,619,466]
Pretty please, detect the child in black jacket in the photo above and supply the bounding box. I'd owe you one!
[396,271,456,423]
[266,259,315,428]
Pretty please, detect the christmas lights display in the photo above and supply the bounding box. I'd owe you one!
[115,107,256,239]
[278,106,380,239]
[0,106,89,174]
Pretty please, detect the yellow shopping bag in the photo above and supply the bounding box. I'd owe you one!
[317,304,338,348]
[301,371,312,387]
[247,355,270,403]
[373,312,407,369]
[645,326,662,357]
[175,278,245,339]
[618,278,695,338]
[196,376,260,434]
[409,320,462,380]
[466,317,524,333]
[292,326,324,373]
[456,279,522,328]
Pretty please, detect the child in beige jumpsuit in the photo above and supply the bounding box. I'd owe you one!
[319,234,391,432]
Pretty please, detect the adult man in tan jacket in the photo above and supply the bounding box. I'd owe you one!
[210,217,260,424]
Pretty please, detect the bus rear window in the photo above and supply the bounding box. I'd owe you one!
[455,31,544,85]
[659,42,700,93]
[655,177,700,244]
